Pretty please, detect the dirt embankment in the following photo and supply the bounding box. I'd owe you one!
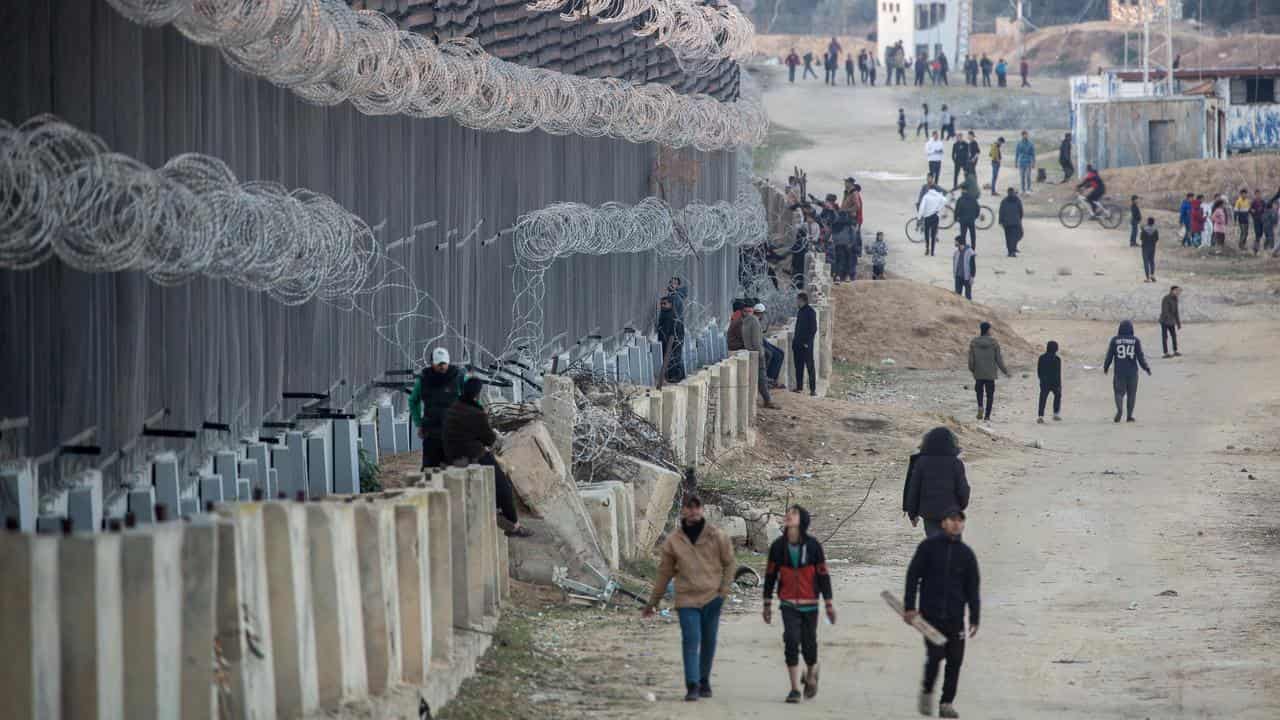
[1103,155,1280,212]
[830,280,1038,369]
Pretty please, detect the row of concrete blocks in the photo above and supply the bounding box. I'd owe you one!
[0,464,508,720]
[575,324,729,389]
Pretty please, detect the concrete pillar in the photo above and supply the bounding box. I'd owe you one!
[214,506,277,719]
[261,502,319,717]
[747,351,761,425]
[684,373,709,467]
[152,456,181,519]
[68,486,103,533]
[354,503,402,694]
[305,504,367,706]
[497,532,510,604]
[306,435,331,499]
[59,533,123,719]
[394,420,410,454]
[266,468,279,499]
[660,385,688,466]
[422,488,454,664]
[625,457,681,554]
[0,532,60,719]
[376,405,396,453]
[358,421,379,465]
[392,496,432,685]
[215,451,239,502]
[0,458,36,531]
[440,468,478,629]
[245,444,270,496]
[735,353,752,433]
[719,360,738,442]
[539,374,577,476]
[270,447,294,499]
[781,330,796,391]
[121,524,183,718]
[596,481,636,560]
[238,460,258,498]
[180,499,199,517]
[199,474,222,506]
[466,465,499,616]
[591,350,606,375]
[178,519,218,720]
[237,480,250,501]
[645,390,663,429]
[331,419,361,495]
[627,345,643,386]
[285,432,308,497]
[579,490,620,569]
[127,487,156,523]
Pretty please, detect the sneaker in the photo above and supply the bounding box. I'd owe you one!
[786,689,802,704]
[1037,417,1044,424]
[1162,354,1171,359]
[918,691,933,716]
[976,410,984,420]
[803,666,819,699]
[685,684,700,702]
[1053,415,1062,421]
[1114,413,1122,423]
[699,682,712,699]
[1173,352,1182,357]
[939,703,960,718]
[1127,417,1136,423]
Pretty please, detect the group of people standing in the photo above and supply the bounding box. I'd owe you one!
[784,41,1033,92]
[959,54,1029,88]
[785,175,889,284]
[1176,188,1280,254]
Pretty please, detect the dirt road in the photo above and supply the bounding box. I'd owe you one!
[621,71,1280,719]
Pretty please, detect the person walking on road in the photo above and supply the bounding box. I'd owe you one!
[965,132,981,175]
[903,427,971,537]
[763,505,837,704]
[953,236,977,300]
[1037,341,1063,423]
[644,494,736,702]
[1058,133,1075,183]
[918,184,947,256]
[898,108,907,140]
[955,191,980,250]
[1103,320,1152,423]
[409,347,465,468]
[1159,286,1182,358]
[969,322,1009,420]
[871,231,889,279]
[785,49,800,82]
[792,292,818,395]
[925,131,945,182]
[917,103,932,138]
[1189,194,1206,247]
[998,188,1023,257]
[1139,217,1160,282]
[1015,130,1035,193]
[845,54,855,85]
[802,51,817,80]
[1178,193,1194,246]
[904,507,980,720]
[1250,189,1267,253]
[1020,58,1031,87]
[995,58,1008,87]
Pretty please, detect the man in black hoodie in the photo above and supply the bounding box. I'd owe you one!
[951,135,971,189]
[657,296,686,383]
[1037,341,1063,423]
[1103,320,1152,423]
[904,507,980,720]
[763,505,836,704]
[792,293,818,395]
[443,378,533,537]
[1059,133,1074,183]
[903,427,971,537]
[409,347,465,469]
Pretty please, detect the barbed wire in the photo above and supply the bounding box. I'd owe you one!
[524,0,755,77]
[103,0,766,151]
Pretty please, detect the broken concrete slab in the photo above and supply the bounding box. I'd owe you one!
[618,457,680,554]
[592,481,636,560]
[539,374,577,476]
[579,490,620,569]
[718,515,748,546]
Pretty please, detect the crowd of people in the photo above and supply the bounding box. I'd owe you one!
[784,174,887,285]
[784,39,1033,90]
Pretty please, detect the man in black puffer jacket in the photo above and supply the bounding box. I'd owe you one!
[409,347,465,469]
[903,427,970,537]
[903,507,980,719]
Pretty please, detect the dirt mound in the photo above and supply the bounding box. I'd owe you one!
[1103,155,1280,212]
[831,280,1037,369]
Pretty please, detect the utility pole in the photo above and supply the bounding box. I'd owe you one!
[1165,0,1175,95]
[1142,0,1151,95]
[1015,0,1024,65]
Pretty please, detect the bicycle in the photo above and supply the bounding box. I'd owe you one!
[1059,194,1124,230]
[906,190,995,243]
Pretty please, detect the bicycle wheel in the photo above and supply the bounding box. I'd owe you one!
[1059,202,1084,228]
[905,218,923,243]
[1098,203,1124,230]
[977,205,995,230]
[939,204,956,229]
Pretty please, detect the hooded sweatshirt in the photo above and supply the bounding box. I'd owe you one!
[1037,342,1062,388]
[1140,224,1158,249]
[903,429,970,521]
[1103,320,1151,377]
[968,334,1008,381]
[763,507,833,612]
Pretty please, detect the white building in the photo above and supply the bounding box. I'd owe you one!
[876,0,969,66]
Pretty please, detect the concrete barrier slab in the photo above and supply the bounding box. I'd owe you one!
[121,524,183,718]
[58,533,123,719]
[152,456,181,521]
[358,421,378,465]
[261,502,319,717]
[0,532,60,719]
[376,405,396,453]
[354,503,403,694]
[245,444,270,496]
[0,458,36,532]
[660,386,688,467]
[215,451,239,503]
[306,504,368,706]
[579,490,620,569]
[391,498,432,685]
[332,419,361,495]
[179,520,218,720]
[440,469,478,629]
[214,506,277,719]
[306,436,331,499]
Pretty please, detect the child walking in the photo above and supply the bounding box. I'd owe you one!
[1036,341,1062,423]
[763,505,836,704]
[871,231,888,279]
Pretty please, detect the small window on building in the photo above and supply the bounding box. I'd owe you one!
[1232,77,1276,104]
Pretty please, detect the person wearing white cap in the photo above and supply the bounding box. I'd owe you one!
[408,347,465,469]
[740,304,777,408]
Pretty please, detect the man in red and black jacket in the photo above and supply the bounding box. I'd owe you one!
[762,505,836,704]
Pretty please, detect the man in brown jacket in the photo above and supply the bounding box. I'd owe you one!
[1159,285,1182,358]
[643,495,736,702]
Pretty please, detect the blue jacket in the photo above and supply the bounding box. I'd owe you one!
[1179,199,1193,227]
[1014,138,1035,168]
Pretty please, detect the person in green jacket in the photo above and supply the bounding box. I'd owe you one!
[408,347,465,469]
[968,322,1010,422]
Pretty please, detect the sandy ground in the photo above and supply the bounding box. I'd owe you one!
[605,70,1280,719]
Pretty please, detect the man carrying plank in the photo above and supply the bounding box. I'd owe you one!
[903,507,981,718]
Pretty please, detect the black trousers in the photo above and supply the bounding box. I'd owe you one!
[975,379,995,418]
[952,163,964,189]
[1060,159,1074,181]
[421,435,445,469]
[924,215,940,255]
[928,161,942,182]
[782,606,819,667]
[1142,243,1156,278]
[953,275,972,300]
[792,340,816,393]
[1038,384,1061,416]
[1161,324,1178,354]
[1003,225,1020,256]
[478,451,519,525]
[923,619,966,704]
[1113,373,1138,419]
[958,221,976,250]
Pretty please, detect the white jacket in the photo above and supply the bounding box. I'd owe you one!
[925,139,945,162]
[918,189,946,219]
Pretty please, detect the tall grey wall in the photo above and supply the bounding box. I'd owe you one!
[0,1,740,466]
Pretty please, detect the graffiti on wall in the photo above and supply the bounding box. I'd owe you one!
[1227,105,1280,150]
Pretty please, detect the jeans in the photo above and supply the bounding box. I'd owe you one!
[873,263,885,279]
[1236,212,1250,248]
[1161,324,1178,354]
[803,65,817,79]
[792,340,816,393]
[1061,159,1074,182]
[1129,222,1139,247]
[849,254,859,281]
[922,618,967,704]
[954,275,972,300]
[952,162,964,189]
[958,221,976,250]
[990,162,1000,193]
[677,596,724,686]
[1019,165,1032,192]
[764,340,785,382]
[781,606,819,667]
[1037,385,1061,417]
[928,160,942,182]
[1142,243,1156,278]
[1113,373,1138,419]
[975,379,995,418]
[924,216,940,255]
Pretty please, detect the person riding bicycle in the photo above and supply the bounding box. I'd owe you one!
[1075,165,1106,218]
